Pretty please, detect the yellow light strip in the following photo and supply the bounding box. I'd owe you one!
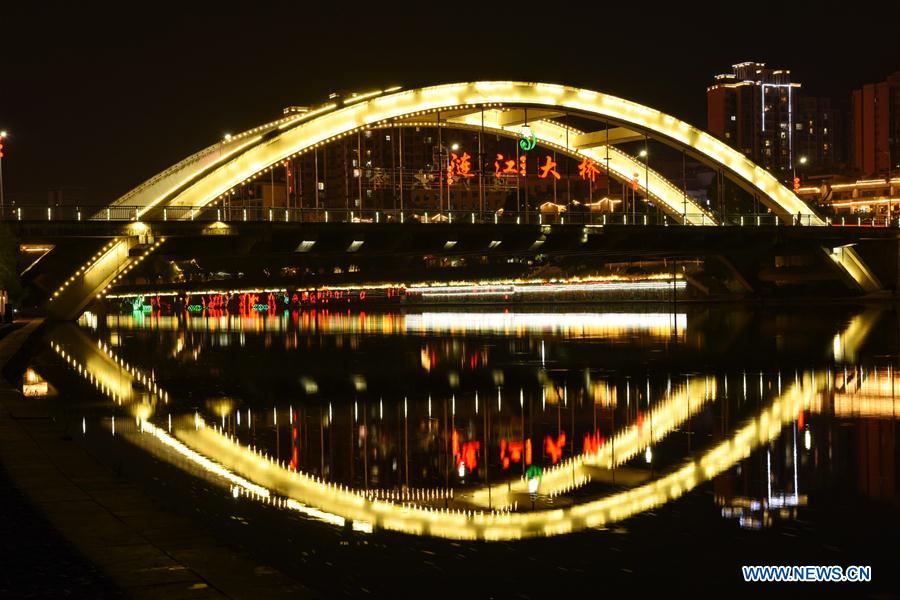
[343,90,384,105]
[830,197,900,208]
[102,273,679,300]
[831,179,893,190]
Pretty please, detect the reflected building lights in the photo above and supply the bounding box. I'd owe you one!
[97,310,688,340]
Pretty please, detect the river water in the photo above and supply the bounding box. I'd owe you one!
[18,303,900,596]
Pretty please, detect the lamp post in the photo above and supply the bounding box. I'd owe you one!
[438,142,460,215]
[792,155,807,184]
[792,156,807,224]
[637,147,648,223]
[0,130,7,220]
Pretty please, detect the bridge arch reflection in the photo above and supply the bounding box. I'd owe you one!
[42,307,898,540]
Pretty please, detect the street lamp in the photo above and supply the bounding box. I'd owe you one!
[636,144,649,222]
[792,155,807,181]
[789,156,808,225]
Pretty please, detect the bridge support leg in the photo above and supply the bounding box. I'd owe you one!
[46,235,163,320]
[825,246,882,294]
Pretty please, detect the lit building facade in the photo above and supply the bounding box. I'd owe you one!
[707,62,801,178]
[796,177,900,218]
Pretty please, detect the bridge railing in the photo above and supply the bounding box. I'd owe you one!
[2,205,896,228]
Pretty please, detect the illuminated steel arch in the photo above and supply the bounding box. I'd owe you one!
[108,81,817,225]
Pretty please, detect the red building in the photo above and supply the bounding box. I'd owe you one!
[852,70,900,177]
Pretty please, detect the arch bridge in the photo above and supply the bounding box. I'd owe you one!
[8,81,886,318]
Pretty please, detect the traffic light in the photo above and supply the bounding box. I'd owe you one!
[793,177,800,193]
[0,141,4,159]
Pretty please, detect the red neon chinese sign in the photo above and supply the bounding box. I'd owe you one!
[538,156,561,180]
[578,157,601,182]
[494,153,518,178]
[447,152,474,185]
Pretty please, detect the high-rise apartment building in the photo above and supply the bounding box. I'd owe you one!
[707,62,800,178]
[794,95,848,174]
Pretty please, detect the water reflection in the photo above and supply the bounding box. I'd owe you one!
[35,305,900,540]
[99,310,687,338]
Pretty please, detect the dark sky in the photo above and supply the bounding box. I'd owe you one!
[1,1,898,205]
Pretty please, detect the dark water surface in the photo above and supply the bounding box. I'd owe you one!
[19,304,900,597]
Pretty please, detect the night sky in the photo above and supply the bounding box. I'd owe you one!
[1,1,898,206]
